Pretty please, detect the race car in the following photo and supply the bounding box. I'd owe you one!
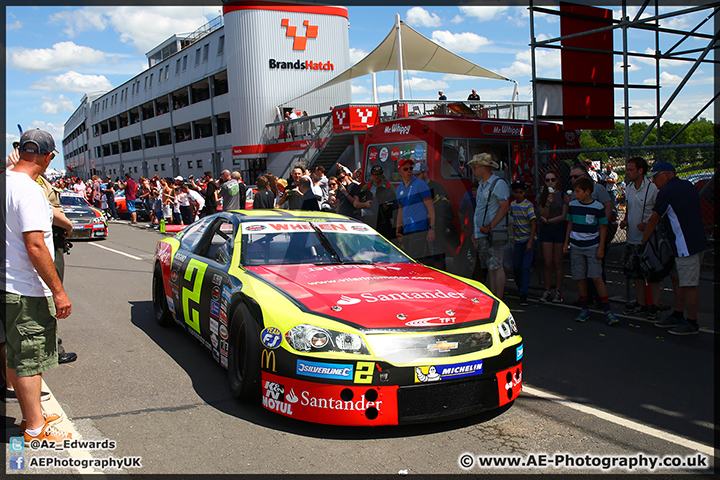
[59,192,108,239]
[152,210,522,426]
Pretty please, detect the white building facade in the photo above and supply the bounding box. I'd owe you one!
[63,1,351,182]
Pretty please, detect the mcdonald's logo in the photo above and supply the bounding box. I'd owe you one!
[261,349,276,372]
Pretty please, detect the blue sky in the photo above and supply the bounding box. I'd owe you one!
[5,5,715,171]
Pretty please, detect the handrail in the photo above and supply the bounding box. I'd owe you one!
[274,113,333,180]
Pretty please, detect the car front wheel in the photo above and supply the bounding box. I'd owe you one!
[228,304,261,402]
[152,264,173,327]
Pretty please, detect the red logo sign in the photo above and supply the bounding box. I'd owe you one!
[281,19,318,51]
[390,147,400,162]
[368,148,378,162]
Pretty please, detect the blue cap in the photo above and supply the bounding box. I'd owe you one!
[647,161,675,177]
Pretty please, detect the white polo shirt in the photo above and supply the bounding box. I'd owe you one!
[625,177,658,245]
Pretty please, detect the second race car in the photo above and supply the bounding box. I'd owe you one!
[60,191,108,239]
[152,210,522,426]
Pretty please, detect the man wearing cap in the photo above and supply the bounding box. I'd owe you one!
[470,153,510,299]
[642,161,707,335]
[1,129,76,444]
[356,165,397,240]
[395,158,435,264]
[123,172,138,224]
[102,176,117,219]
[413,162,453,269]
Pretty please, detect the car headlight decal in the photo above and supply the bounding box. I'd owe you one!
[285,324,369,355]
[497,313,519,342]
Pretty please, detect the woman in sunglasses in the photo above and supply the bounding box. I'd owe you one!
[537,169,567,303]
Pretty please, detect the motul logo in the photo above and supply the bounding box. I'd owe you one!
[281,18,318,50]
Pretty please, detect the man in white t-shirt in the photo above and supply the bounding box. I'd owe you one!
[1,129,76,444]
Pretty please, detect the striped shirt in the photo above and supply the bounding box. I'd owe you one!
[510,199,536,242]
[567,199,607,249]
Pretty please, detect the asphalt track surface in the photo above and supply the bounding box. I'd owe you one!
[3,220,715,475]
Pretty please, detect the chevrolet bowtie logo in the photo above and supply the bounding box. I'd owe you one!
[427,341,459,352]
[281,19,318,51]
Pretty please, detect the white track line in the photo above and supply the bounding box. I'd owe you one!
[40,379,100,475]
[89,242,142,260]
[522,384,714,456]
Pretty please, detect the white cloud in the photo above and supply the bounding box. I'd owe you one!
[642,71,682,86]
[377,84,395,94]
[500,61,532,78]
[403,77,449,91]
[50,7,214,54]
[349,48,367,65]
[458,6,508,22]
[31,71,112,93]
[41,95,76,115]
[351,84,370,95]
[26,121,66,146]
[450,15,464,24]
[515,48,561,77]
[406,7,442,28]
[8,42,107,74]
[615,60,641,73]
[431,31,492,53]
[6,20,22,30]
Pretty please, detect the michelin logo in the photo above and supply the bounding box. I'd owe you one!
[415,360,483,383]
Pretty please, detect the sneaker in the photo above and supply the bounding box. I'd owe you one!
[605,311,619,326]
[519,295,528,306]
[19,412,63,434]
[646,305,660,322]
[4,389,51,403]
[655,314,683,329]
[622,302,648,316]
[24,421,76,446]
[551,290,564,303]
[539,290,552,302]
[668,321,699,336]
[575,310,590,322]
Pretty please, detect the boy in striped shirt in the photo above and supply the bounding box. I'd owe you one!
[564,177,619,325]
[510,181,536,305]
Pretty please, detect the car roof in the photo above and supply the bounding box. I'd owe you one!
[221,210,361,224]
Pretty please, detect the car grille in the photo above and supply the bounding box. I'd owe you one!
[71,229,93,239]
[71,217,95,225]
[366,331,493,363]
[397,376,499,423]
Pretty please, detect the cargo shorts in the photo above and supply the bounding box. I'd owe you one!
[1,291,58,377]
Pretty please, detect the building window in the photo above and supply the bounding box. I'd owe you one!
[195,48,201,65]
[203,44,209,62]
[196,160,202,168]
[218,36,225,55]
[161,164,166,171]
[183,55,188,70]
[188,160,193,169]
[176,59,181,75]
[159,68,163,82]
[134,166,138,173]
[165,67,169,80]
[149,74,153,87]
[154,165,158,172]
[145,77,148,90]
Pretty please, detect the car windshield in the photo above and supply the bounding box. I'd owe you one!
[241,221,411,266]
[60,196,90,207]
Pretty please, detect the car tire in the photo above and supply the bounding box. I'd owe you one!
[152,263,174,327]
[228,304,261,402]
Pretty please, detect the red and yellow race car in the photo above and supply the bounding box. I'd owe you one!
[152,210,522,425]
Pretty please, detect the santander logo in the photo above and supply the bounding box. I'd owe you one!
[337,295,361,305]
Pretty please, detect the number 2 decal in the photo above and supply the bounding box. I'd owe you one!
[182,259,207,334]
[354,362,375,384]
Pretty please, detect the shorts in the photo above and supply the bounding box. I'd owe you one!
[401,230,430,262]
[476,237,504,271]
[126,199,136,213]
[1,291,58,377]
[539,224,566,244]
[671,252,703,287]
[571,246,602,280]
[162,204,173,219]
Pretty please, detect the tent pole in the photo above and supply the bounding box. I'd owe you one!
[372,72,378,103]
[395,13,405,100]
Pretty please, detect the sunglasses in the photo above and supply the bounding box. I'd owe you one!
[545,177,557,182]
[400,167,412,171]
[570,174,582,179]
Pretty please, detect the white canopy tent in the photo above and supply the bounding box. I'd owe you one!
[287,14,517,104]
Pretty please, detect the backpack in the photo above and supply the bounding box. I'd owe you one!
[640,223,674,279]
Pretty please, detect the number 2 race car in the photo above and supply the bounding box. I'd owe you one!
[152,211,522,426]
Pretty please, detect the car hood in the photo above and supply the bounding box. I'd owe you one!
[64,207,100,219]
[247,263,497,330]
